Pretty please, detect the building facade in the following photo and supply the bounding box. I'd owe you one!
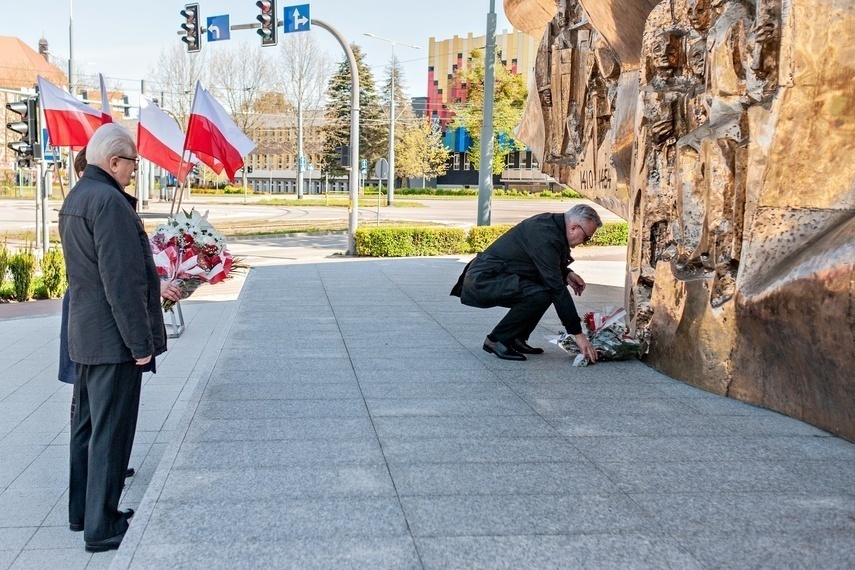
[243,112,352,194]
[426,29,555,189]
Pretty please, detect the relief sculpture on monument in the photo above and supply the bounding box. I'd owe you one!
[507,0,855,440]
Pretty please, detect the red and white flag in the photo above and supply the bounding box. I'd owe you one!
[183,82,256,182]
[99,73,113,124]
[37,76,102,149]
[138,96,197,182]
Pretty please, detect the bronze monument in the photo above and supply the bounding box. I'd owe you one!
[508,0,855,440]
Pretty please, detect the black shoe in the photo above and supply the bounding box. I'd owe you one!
[483,337,526,361]
[85,529,126,553]
[125,468,135,478]
[510,338,544,355]
[70,509,133,533]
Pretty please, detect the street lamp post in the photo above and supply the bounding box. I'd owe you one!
[364,33,419,206]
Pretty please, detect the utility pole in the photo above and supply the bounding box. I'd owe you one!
[477,0,497,226]
[364,33,419,205]
[67,0,77,187]
[296,99,304,199]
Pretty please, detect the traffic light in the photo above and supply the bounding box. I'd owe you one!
[180,3,201,53]
[334,145,349,167]
[256,0,277,47]
[6,97,40,169]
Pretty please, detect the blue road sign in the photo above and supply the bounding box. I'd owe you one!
[42,128,58,163]
[283,4,310,33]
[298,155,306,172]
[360,158,368,174]
[207,15,231,42]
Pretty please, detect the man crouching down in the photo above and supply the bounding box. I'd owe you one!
[451,204,601,362]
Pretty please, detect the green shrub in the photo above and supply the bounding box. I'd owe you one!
[41,247,66,298]
[355,227,467,257]
[588,221,629,246]
[9,248,37,301]
[561,189,583,199]
[0,241,9,288]
[467,225,514,252]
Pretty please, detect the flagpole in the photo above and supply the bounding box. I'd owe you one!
[52,146,66,199]
[170,154,187,217]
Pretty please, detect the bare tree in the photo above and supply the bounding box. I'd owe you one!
[147,43,206,128]
[207,43,272,135]
[276,33,332,165]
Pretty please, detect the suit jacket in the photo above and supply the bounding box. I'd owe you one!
[451,212,583,335]
[59,165,166,365]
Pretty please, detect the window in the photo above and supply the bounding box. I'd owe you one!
[453,153,460,171]
[506,153,517,168]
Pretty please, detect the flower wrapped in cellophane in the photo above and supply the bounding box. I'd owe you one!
[149,209,238,312]
[547,307,643,366]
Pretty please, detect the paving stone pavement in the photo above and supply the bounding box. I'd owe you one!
[2,254,854,569]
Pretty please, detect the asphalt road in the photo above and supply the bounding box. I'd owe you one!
[0,194,624,235]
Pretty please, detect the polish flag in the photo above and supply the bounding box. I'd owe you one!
[183,82,255,182]
[37,76,102,149]
[137,96,197,182]
[194,151,225,176]
[99,73,113,124]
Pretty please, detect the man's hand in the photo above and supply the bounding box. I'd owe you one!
[160,281,182,303]
[566,271,586,296]
[135,355,152,366]
[574,333,598,363]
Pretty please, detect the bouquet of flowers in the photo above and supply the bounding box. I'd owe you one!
[547,307,644,366]
[149,209,238,312]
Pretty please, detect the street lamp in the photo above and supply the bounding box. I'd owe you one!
[364,33,419,205]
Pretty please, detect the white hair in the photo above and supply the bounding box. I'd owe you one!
[85,123,136,168]
[565,204,603,228]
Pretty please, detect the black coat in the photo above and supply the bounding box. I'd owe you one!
[59,165,166,364]
[451,212,583,335]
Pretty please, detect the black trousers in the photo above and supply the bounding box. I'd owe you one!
[489,281,552,344]
[69,361,142,542]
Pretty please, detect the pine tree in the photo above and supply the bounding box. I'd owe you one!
[322,44,384,177]
[450,48,528,174]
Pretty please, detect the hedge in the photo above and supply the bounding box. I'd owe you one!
[467,225,513,252]
[589,221,628,246]
[8,248,37,301]
[355,221,629,257]
[354,227,468,257]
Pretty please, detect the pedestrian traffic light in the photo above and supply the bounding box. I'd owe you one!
[334,145,349,167]
[180,3,201,53]
[6,97,40,169]
[256,0,278,47]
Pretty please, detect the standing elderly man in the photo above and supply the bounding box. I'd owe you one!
[451,204,602,362]
[59,123,167,552]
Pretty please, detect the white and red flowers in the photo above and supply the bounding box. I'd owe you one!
[149,209,236,311]
[548,307,644,366]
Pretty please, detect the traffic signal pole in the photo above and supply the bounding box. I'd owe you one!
[311,19,360,254]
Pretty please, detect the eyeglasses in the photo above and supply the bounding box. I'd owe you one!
[116,156,140,167]
[576,224,592,244]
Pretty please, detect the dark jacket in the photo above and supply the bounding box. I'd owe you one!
[59,165,166,364]
[451,212,583,335]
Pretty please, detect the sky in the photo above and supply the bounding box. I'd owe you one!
[1,0,514,104]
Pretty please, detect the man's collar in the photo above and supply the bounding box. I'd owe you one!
[81,165,138,208]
